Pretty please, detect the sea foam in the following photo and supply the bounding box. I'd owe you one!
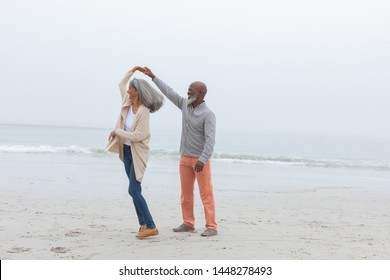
[1,145,389,171]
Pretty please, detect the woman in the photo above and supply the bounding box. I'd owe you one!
[106,66,164,238]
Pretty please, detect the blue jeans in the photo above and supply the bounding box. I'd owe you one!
[123,145,156,229]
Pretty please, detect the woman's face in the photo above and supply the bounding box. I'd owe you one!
[127,86,139,102]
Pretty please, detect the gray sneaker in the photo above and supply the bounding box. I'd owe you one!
[201,228,218,237]
[173,223,195,232]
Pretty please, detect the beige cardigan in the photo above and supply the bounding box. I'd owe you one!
[105,71,151,182]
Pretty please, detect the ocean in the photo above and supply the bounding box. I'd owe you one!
[0,123,389,171]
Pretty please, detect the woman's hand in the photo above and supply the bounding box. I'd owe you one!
[108,130,116,141]
[131,66,145,73]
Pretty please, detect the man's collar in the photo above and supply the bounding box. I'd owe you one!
[189,101,206,109]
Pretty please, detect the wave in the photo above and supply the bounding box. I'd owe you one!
[1,145,389,171]
[152,150,390,170]
[213,152,390,170]
[0,144,105,154]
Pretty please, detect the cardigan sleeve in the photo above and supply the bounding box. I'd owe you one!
[119,71,134,102]
[115,107,150,142]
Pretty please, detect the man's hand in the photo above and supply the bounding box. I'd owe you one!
[194,161,205,173]
[143,67,155,79]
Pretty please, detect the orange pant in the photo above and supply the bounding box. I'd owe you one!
[179,156,217,229]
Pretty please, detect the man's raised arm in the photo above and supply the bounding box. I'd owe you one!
[143,67,185,109]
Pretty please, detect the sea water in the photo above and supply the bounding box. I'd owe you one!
[0,123,389,171]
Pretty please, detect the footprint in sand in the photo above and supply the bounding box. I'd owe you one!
[65,231,83,237]
[90,224,107,229]
[7,247,31,253]
[51,247,70,254]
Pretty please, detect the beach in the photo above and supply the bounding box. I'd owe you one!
[1,151,389,260]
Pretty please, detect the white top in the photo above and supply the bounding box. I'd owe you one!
[124,106,135,146]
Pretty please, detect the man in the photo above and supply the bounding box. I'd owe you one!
[143,67,217,237]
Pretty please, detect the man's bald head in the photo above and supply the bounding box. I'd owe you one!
[187,81,208,107]
[191,81,207,95]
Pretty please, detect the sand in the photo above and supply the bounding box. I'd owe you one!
[1,152,389,260]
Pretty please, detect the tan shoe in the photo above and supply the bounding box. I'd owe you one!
[136,228,159,238]
[138,225,146,234]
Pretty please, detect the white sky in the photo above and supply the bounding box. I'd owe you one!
[1,0,389,137]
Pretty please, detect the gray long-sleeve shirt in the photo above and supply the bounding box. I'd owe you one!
[153,77,216,164]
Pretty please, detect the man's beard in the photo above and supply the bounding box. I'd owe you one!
[187,95,197,105]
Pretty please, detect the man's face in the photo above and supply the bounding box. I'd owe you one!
[187,83,202,105]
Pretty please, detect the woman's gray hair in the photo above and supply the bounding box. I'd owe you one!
[129,78,164,113]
